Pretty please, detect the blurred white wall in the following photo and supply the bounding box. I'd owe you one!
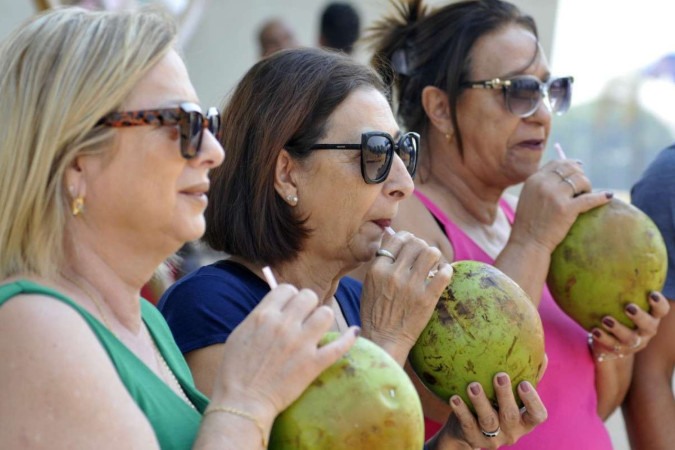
[0,1,557,108]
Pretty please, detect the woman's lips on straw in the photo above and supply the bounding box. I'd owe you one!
[373,219,392,230]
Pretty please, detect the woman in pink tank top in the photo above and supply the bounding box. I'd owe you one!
[367,1,669,448]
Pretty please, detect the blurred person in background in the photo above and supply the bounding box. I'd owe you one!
[257,18,299,59]
[318,2,361,55]
[625,144,675,450]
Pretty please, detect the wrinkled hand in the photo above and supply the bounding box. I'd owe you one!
[511,160,611,254]
[590,291,671,362]
[431,374,548,450]
[359,231,453,365]
[214,284,359,419]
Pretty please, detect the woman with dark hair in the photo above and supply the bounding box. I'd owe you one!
[367,0,669,447]
[159,47,547,448]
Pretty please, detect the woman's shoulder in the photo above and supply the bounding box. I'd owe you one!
[0,287,158,448]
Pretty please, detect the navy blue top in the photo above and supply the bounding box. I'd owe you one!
[158,260,363,354]
[631,143,675,299]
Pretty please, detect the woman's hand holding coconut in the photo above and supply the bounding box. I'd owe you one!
[359,230,453,365]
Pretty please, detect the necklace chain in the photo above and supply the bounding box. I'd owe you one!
[60,273,195,410]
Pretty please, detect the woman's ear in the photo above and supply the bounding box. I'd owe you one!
[64,155,87,201]
[274,149,299,206]
[421,86,454,135]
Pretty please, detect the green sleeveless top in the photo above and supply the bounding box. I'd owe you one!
[0,280,209,450]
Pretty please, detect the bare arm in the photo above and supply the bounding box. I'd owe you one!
[623,301,675,449]
[0,296,159,449]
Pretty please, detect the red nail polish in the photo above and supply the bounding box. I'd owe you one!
[626,305,638,315]
[602,317,614,328]
[451,396,461,406]
[592,329,602,339]
[353,326,361,337]
[650,292,660,302]
[605,192,614,199]
[469,383,481,396]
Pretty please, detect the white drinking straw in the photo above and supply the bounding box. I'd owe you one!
[554,142,567,160]
[384,226,396,236]
[262,266,278,289]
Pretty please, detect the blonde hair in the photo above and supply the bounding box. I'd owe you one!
[0,7,177,278]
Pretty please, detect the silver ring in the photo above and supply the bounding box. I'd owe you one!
[629,336,642,349]
[553,168,566,180]
[562,177,578,195]
[375,248,396,263]
[481,425,501,438]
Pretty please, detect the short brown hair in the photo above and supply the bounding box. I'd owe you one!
[204,47,386,265]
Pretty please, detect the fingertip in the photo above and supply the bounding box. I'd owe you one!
[494,372,510,387]
[518,381,532,394]
[450,395,463,408]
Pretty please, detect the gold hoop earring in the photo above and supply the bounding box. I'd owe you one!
[72,196,85,216]
[286,194,298,206]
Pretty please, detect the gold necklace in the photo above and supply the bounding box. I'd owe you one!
[60,273,195,409]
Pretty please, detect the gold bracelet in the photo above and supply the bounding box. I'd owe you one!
[204,405,268,448]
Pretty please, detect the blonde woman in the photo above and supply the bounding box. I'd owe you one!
[0,8,357,449]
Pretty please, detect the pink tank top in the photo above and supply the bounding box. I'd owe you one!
[414,190,612,449]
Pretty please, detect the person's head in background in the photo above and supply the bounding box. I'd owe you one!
[258,18,299,59]
[319,2,361,55]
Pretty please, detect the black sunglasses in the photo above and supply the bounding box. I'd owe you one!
[461,75,574,118]
[97,102,220,159]
[309,131,419,184]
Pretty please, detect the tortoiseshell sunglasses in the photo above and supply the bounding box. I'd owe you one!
[97,102,220,159]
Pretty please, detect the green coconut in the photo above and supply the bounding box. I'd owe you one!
[547,197,667,331]
[269,333,424,450]
[409,261,545,411]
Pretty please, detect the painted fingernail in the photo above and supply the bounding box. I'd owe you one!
[602,318,615,328]
[353,326,361,337]
[650,292,660,302]
[605,191,614,199]
[626,305,638,315]
[497,374,508,386]
[592,329,602,339]
[469,383,481,396]
[451,396,462,406]
[519,381,531,393]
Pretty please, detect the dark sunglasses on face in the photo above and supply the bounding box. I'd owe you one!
[97,102,221,159]
[461,75,574,118]
[309,131,420,184]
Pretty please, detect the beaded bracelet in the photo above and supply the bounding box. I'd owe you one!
[204,405,268,448]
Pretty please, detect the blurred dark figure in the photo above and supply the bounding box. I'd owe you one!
[258,18,299,58]
[319,2,360,54]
